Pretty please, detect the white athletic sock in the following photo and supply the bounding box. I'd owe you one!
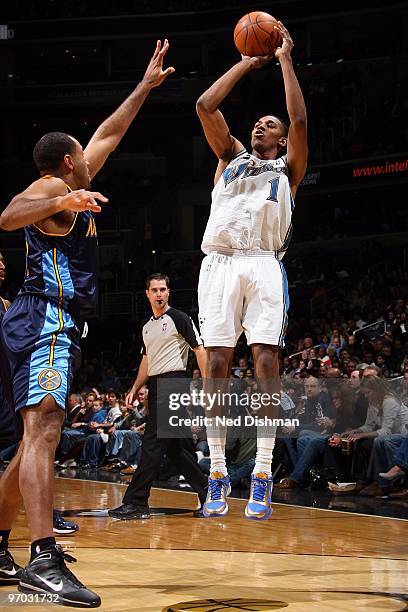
[206,418,227,476]
[253,425,277,476]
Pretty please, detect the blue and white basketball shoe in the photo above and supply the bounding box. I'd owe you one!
[245,472,273,520]
[202,472,231,517]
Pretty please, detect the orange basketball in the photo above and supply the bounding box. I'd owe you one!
[234,11,282,57]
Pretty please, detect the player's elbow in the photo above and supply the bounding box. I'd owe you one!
[0,211,14,231]
[196,96,213,116]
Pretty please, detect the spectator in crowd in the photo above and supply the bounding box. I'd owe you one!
[346,376,408,495]
[379,436,408,497]
[232,357,248,378]
[183,401,208,462]
[276,376,334,486]
[100,386,148,474]
[57,395,107,466]
[65,393,84,427]
[190,368,203,395]
[77,392,123,469]
[275,382,354,489]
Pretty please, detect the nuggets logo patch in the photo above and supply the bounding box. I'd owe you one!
[38,369,62,391]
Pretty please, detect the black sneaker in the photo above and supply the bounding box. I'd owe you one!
[108,503,150,520]
[0,549,24,585]
[78,463,95,470]
[18,545,101,608]
[192,509,205,518]
[53,511,79,535]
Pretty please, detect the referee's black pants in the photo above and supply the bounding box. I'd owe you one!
[122,373,207,507]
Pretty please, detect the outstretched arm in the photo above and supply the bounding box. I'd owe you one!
[0,177,107,231]
[85,39,175,179]
[196,57,269,183]
[275,21,308,194]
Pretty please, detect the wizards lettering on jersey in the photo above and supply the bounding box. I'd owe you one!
[223,159,287,187]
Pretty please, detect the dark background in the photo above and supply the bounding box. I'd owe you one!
[0,0,407,388]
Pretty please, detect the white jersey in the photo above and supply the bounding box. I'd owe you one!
[201,149,294,258]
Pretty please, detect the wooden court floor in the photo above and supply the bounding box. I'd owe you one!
[2,477,407,611]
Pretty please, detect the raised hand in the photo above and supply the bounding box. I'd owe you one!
[274,21,294,60]
[241,53,273,70]
[60,189,108,213]
[142,39,175,88]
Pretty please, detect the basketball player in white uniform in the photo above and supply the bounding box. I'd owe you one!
[196,21,308,519]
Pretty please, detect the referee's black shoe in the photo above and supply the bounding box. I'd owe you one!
[53,510,79,535]
[0,549,24,585]
[108,503,150,520]
[18,545,101,608]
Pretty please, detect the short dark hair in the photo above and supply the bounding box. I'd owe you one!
[275,116,289,137]
[33,132,77,172]
[106,389,118,398]
[146,273,170,290]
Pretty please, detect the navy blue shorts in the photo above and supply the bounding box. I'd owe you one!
[0,295,81,412]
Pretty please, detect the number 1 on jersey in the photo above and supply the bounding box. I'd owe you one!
[267,177,280,202]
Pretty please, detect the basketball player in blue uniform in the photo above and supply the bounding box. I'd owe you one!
[196,22,308,519]
[0,40,174,607]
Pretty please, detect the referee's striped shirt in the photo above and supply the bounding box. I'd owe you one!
[142,307,202,376]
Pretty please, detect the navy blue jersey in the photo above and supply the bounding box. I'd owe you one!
[18,178,98,318]
[0,297,7,316]
[0,296,18,443]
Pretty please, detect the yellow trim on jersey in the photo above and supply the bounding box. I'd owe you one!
[33,213,78,238]
[33,175,77,237]
[85,217,97,237]
[41,174,72,192]
[25,239,29,278]
[0,296,9,311]
[48,248,65,366]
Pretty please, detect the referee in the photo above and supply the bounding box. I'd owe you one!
[109,272,208,520]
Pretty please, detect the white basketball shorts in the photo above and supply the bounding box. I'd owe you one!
[198,250,289,348]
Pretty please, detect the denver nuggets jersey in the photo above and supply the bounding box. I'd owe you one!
[201,150,294,258]
[19,181,98,317]
[0,296,17,442]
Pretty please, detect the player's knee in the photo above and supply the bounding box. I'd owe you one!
[254,347,279,372]
[21,397,63,444]
[207,351,230,377]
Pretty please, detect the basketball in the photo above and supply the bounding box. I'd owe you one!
[234,11,282,57]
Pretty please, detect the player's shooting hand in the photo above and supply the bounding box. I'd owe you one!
[241,54,273,70]
[274,21,293,60]
[61,189,108,213]
[142,39,175,88]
